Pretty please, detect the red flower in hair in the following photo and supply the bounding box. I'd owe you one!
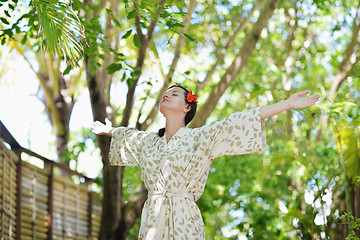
[187,91,198,103]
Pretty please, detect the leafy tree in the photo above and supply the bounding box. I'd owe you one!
[1,0,86,163]
[1,0,359,239]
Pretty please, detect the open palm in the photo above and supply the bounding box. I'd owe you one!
[287,91,320,109]
[92,118,113,136]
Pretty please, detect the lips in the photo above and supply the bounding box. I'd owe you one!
[162,99,169,102]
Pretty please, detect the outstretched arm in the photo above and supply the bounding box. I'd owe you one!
[260,90,320,120]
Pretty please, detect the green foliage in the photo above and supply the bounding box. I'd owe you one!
[61,128,98,173]
[33,0,85,65]
[0,0,86,66]
[340,213,360,240]
[0,0,33,44]
[195,1,359,238]
[4,0,360,238]
[332,103,360,185]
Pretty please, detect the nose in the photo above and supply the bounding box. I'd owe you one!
[163,93,169,99]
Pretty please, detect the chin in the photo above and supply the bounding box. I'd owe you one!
[159,104,166,115]
[159,104,175,116]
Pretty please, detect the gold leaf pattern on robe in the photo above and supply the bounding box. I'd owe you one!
[109,107,266,239]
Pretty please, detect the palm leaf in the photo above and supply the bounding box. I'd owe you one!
[32,0,86,66]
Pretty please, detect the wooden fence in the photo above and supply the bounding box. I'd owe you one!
[0,121,102,239]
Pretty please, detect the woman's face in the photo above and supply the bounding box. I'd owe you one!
[159,87,190,116]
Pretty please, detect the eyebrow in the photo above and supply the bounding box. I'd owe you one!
[166,89,180,94]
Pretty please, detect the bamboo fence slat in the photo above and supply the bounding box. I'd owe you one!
[21,180,49,194]
[21,220,48,231]
[21,192,49,205]
[20,212,49,225]
[21,236,33,240]
[1,200,17,212]
[20,203,48,214]
[0,169,17,182]
[54,175,82,186]
[0,187,17,200]
[20,215,48,226]
[0,187,17,201]
[52,232,88,240]
[0,221,17,234]
[20,220,48,233]
[0,140,18,159]
[21,172,49,186]
[22,161,49,175]
[20,226,48,239]
[21,197,49,210]
[0,156,17,169]
[1,138,103,239]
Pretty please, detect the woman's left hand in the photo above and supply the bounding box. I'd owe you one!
[286,90,321,109]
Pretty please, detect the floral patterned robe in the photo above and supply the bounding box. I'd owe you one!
[109,107,266,240]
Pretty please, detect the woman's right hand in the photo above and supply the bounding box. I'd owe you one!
[92,118,114,136]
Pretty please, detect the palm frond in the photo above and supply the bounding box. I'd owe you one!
[32,0,86,66]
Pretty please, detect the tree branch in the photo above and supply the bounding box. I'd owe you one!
[138,0,197,130]
[145,0,166,42]
[134,0,144,43]
[329,5,360,98]
[316,4,360,141]
[102,0,120,105]
[120,0,167,127]
[197,0,266,92]
[136,89,151,129]
[45,53,59,96]
[189,0,282,128]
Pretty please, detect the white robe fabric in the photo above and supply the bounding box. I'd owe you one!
[109,107,266,240]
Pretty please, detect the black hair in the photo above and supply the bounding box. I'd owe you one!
[158,85,198,137]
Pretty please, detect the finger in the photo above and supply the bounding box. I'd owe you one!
[310,95,320,102]
[105,118,111,125]
[97,121,105,126]
[92,123,104,130]
[92,122,101,128]
[93,120,103,125]
[297,90,310,97]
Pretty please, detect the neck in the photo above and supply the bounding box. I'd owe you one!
[164,115,186,143]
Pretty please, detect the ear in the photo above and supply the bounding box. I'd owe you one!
[184,104,191,113]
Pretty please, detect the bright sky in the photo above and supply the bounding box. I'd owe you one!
[0,44,188,179]
[0,45,100,177]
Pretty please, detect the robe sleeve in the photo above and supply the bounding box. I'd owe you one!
[109,127,148,166]
[201,107,267,159]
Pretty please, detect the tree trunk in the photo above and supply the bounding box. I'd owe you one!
[86,68,124,239]
[53,93,73,161]
[350,185,360,236]
[115,183,148,239]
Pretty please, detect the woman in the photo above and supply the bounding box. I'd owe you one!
[92,85,320,239]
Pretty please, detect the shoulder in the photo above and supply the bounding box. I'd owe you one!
[113,127,158,140]
[186,126,213,141]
